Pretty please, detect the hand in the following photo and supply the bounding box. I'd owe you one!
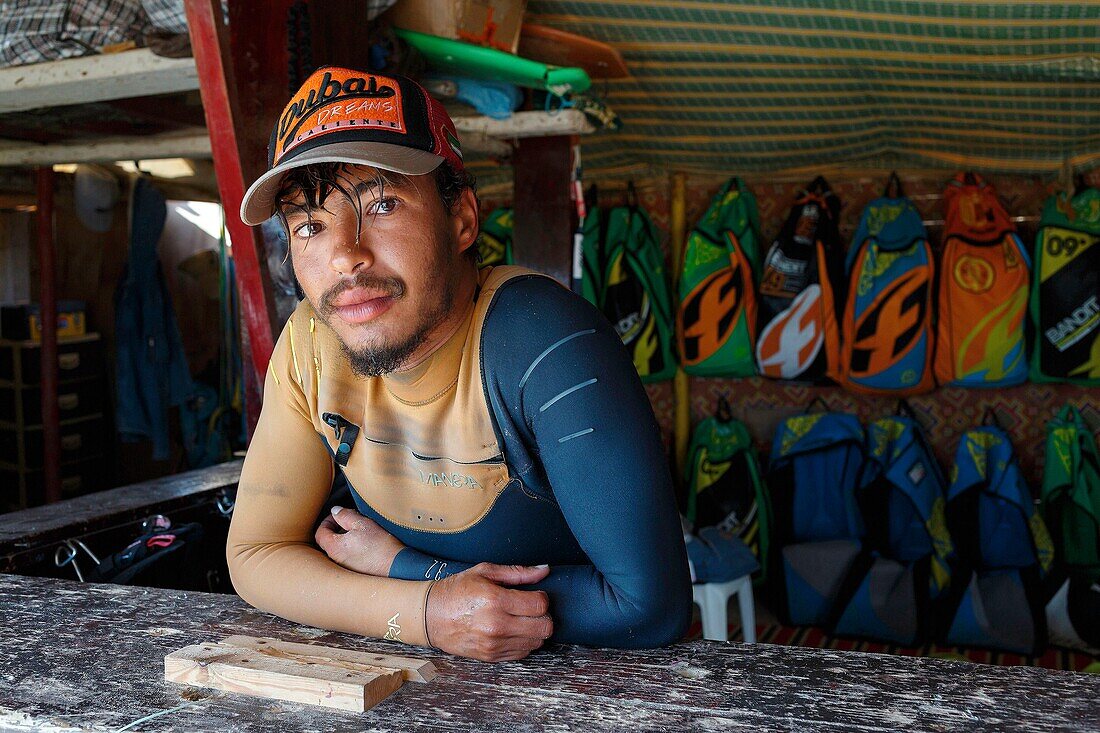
[426,563,553,662]
[314,505,405,576]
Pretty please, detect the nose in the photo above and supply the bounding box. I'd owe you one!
[329,234,373,276]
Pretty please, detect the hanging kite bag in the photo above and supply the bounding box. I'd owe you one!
[840,173,935,395]
[756,176,846,382]
[684,397,772,582]
[677,177,762,377]
[829,408,954,645]
[1030,187,1100,384]
[767,408,866,626]
[1040,405,1100,650]
[942,420,1056,654]
[579,192,677,383]
[477,207,513,267]
[935,172,1030,388]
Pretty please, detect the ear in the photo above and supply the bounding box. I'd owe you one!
[451,187,480,255]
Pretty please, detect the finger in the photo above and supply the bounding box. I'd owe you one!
[504,613,553,641]
[474,629,545,662]
[495,587,550,617]
[330,505,369,532]
[475,562,551,586]
[314,524,342,559]
[314,515,341,548]
[489,635,547,661]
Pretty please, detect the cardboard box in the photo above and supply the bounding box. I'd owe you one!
[1,301,86,342]
[385,0,528,53]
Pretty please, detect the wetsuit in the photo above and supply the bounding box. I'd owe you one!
[228,265,691,648]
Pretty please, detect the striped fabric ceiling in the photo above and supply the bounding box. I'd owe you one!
[467,1,1100,187]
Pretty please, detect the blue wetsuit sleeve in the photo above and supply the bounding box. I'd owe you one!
[389,276,692,648]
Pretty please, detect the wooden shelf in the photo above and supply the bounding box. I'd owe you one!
[0,50,594,166]
[0,49,198,115]
[452,109,594,140]
[0,129,210,166]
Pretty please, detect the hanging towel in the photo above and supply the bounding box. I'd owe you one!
[114,176,193,460]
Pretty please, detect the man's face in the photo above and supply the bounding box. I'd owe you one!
[281,164,475,376]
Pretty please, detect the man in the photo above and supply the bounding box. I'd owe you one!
[230,66,690,662]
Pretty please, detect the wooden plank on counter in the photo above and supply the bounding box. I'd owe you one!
[220,635,437,683]
[165,641,404,712]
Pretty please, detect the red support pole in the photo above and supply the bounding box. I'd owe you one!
[36,166,61,504]
[184,0,279,433]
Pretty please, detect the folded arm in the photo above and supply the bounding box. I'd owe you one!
[352,278,693,648]
[230,309,554,660]
[227,336,434,646]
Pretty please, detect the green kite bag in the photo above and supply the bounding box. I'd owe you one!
[477,207,513,268]
[684,397,771,582]
[580,201,677,383]
[1042,404,1100,580]
[1030,188,1100,384]
[677,177,762,377]
[1041,404,1100,649]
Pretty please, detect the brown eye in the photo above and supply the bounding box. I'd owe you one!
[367,197,399,216]
[293,221,324,238]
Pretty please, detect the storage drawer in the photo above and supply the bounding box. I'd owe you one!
[0,334,103,385]
[0,415,106,469]
[0,378,106,426]
[1,456,106,510]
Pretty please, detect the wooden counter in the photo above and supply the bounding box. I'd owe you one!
[1,574,1097,732]
[0,460,242,573]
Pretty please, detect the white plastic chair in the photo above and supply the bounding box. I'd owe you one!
[692,574,756,643]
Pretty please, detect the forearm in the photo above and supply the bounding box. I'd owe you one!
[228,534,433,646]
[388,547,687,647]
[389,546,472,581]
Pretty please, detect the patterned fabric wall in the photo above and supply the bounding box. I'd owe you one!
[621,169,1100,487]
[467,1,1100,191]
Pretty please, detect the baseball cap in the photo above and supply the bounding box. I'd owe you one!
[240,67,465,225]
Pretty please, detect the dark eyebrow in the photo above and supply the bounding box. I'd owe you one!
[354,177,407,198]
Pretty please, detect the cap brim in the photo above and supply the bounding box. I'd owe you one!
[239,142,444,225]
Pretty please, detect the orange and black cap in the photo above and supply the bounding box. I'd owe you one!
[240,66,464,225]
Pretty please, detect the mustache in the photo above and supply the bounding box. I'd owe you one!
[318,272,406,315]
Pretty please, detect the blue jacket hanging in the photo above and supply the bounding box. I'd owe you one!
[114,176,193,460]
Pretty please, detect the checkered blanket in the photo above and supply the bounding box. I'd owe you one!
[1,0,149,68]
[1,0,400,68]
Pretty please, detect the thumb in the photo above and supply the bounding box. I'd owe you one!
[329,505,368,532]
[475,562,551,586]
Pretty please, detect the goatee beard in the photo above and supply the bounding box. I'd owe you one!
[341,331,426,378]
[316,269,457,378]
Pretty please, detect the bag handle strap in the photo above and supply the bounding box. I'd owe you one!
[885,171,904,198]
[584,182,599,212]
[982,408,1005,429]
[807,175,830,194]
[895,399,919,421]
[716,394,734,423]
[894,399,933,434]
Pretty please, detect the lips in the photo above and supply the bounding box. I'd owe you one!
[329,289,397,324]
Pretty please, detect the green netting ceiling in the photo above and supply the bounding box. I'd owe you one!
[465,0,1100,188]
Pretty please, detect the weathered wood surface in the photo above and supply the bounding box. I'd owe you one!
[1,575,1097,732]
[0,460,242,570]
